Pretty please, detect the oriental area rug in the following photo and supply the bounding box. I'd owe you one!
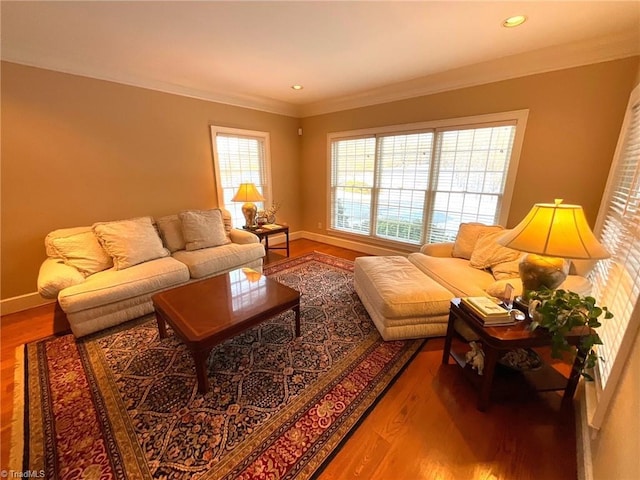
[11,252,425,479]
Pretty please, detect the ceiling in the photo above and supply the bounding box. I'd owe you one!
[2,1,639,117]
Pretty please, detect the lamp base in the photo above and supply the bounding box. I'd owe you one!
[241,202,258,229]
[519,253,570,300]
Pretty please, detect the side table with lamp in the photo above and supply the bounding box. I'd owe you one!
[443,199,611,411]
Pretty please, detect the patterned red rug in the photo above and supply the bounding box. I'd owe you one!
[11,252,425,479]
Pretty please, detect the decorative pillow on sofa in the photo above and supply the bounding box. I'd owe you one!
[491,259,521,280]
[179,209,231,251]
[49,230,113,276]
[156,214,186,253]
[93,216,169,270]
[452,223,504,260]
[469,230,521,270]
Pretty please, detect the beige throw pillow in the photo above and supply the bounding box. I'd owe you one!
[452,223,504,260]
[156,214,186,252]
[469,230,522,270]
[491,259,522,280]
[49,230,113,276]
[93,216,169,270]
[179,209,231,251]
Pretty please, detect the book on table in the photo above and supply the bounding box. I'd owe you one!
[460,296,515,325]
[260,224,282,230]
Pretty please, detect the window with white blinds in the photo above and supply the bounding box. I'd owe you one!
[328,111,527,246]
[588,83,640,429]
[210,126,272,228]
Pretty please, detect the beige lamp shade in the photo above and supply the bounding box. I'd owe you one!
[231,183,265,203]
[497,200,609,260]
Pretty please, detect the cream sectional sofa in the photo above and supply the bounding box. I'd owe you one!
[355,223,593,341]
[38,208,265,337]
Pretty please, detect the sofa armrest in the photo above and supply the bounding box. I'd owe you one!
[37,258,85,299]
[420,242,454,257]
[229,228,260,245]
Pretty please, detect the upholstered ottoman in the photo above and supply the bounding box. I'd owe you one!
[354,256,452,340]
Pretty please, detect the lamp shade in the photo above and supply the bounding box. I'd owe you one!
[497,200,609,260]
[231,183,265,203]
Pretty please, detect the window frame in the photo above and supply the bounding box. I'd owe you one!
[210,125,273,228]
[325,110,529,249]
[585,82,640,430]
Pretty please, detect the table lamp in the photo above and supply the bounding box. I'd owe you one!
[497,199,609,299]
[232,183,265,229]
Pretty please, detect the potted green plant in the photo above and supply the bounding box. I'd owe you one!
[525,288,613,380]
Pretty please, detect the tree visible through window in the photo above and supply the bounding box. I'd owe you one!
[328,111,527,246]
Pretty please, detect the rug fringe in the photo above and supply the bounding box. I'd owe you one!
[9,344,26,472]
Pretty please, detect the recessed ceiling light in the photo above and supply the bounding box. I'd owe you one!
[291,85,304,90]
[503,15,527,28]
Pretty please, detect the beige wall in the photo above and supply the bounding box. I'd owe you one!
[1,62,301,299]
[300,57,640,241]
[2,57,639,301]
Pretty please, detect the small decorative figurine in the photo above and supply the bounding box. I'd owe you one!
[465,341,485,375]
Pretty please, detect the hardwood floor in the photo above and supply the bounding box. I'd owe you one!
[0,239,577,479]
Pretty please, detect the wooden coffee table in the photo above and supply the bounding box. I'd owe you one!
[152,268,301,394]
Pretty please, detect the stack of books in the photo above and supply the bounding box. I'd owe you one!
[460,296,515,326]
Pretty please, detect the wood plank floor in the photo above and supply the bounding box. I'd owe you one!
[0,239,577,479]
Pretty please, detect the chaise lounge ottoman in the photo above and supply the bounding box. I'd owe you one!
[354,256,452,340]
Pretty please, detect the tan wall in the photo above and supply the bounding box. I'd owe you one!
[300,57,640,240]
[1,62,301,299]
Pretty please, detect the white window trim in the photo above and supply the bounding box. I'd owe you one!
[325,110,529,247]
[585,82,640,430]
[209,125,273,208]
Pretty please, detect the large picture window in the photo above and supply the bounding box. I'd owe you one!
[328,111,528,246]
[210,126,272,228]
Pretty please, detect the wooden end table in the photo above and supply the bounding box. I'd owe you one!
[251,225,290,257]
[443,298,591,411]
[152,268,300,394]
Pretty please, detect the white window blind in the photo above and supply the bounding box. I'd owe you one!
[328,112,526,247]
[375,132,432,243]
[330,137,375,235]
[588,83,640,429]
[210,126,271,228]
[429,125,516,243]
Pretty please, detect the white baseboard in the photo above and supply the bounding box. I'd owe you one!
[298,230,408,257]
[576,386,594,480]
[0,230,403,316]
[1,292,54,316]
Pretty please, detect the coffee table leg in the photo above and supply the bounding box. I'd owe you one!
[156,309,168,339]
[294,303,301,337]
[192,348,212,394]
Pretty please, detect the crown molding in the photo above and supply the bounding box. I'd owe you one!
[0,55,302,118]
[299,30,640,118]
[3,29,637,119]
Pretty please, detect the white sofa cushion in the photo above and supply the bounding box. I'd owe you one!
[452,223,504,260]
[179,209,231,251]
[172,243,265,279]
[58,257,189,313]
[469,230,521,270]
[354,256,452,319]
[408,252,494,298]
[93,216,169,270]
[491,259,521,280]
[485,275,592,299]
[37,258,86,299]
[156,214,186,252]
[49,230,113,276]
